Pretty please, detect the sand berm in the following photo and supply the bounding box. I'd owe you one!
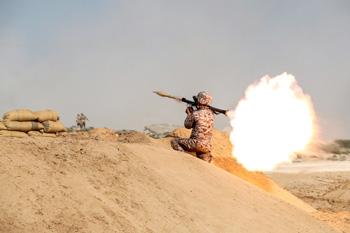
[0,129,338,233]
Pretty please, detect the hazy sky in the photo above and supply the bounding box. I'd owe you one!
[0,0,349,140]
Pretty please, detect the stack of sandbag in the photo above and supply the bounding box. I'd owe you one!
[0,117,28,137]
[33,109,66,136]
[0,109,66,138]
[1,109,38,137]
[35,110,65,135]
[35,109,60,122]
[0,119,6,130]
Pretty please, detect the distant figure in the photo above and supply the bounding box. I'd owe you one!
[76,113,88,130]
[171,91,214,163]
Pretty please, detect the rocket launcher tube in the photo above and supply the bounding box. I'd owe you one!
[154,91,228,116]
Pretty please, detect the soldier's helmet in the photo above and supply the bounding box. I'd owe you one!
[197,91,212,105]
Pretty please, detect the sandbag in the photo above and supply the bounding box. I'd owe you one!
[0,130,28,138]
[3,109,38,121]
[28,131,56,138]
[4,121,44,132]
[35,110,59,122]
[43,121,66,133]
[0,122,6,130]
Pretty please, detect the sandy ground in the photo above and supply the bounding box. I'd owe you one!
[171,128,315,213]
[273,161,350,173]
[0,130,338,233]
[268,164,350,233]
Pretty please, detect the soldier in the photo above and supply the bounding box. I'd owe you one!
[76,113,82,129]
[76,113,88,130]
[171,91,214,163]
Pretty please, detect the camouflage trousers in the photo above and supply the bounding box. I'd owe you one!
[76,120,86,130]
[171,138,213,163]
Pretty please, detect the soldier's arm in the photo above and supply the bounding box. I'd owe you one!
[184,112,196,129]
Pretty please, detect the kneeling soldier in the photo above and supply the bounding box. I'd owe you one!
[171,91,214,163]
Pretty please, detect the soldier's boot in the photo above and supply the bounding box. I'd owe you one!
[197,153,213,163]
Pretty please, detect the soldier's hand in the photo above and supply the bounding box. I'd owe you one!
[186,106,193,115]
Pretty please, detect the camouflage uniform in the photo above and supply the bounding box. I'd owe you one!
[171,92,214,162]
[76,114,82,129]
[76,113,88,130]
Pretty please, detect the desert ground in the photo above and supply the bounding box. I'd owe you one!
[0,128,348,233]
[268,163,350,233]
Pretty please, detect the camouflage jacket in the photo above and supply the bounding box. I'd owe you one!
[184,107,214,147]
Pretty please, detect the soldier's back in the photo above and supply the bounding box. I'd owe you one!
[190,108,214,141]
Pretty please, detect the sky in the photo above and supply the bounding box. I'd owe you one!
[0,0,349,140]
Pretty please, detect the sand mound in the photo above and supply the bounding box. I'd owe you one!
[0,136,336,233]
[171,128,314,213]
[88,128,119,141]
[116,130,151,143]
[62,128,119,142]
[173,128,271,189]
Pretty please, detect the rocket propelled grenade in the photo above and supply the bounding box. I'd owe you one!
[153,91,229,116]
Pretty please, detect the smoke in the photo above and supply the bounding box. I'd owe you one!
[229,73,316,171]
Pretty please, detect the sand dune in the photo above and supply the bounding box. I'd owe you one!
[170,128,315,213]
[0,133,337,233]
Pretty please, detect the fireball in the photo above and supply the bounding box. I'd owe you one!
[229,73,316,171]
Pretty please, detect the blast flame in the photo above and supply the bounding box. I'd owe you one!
[229,73,316,171]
